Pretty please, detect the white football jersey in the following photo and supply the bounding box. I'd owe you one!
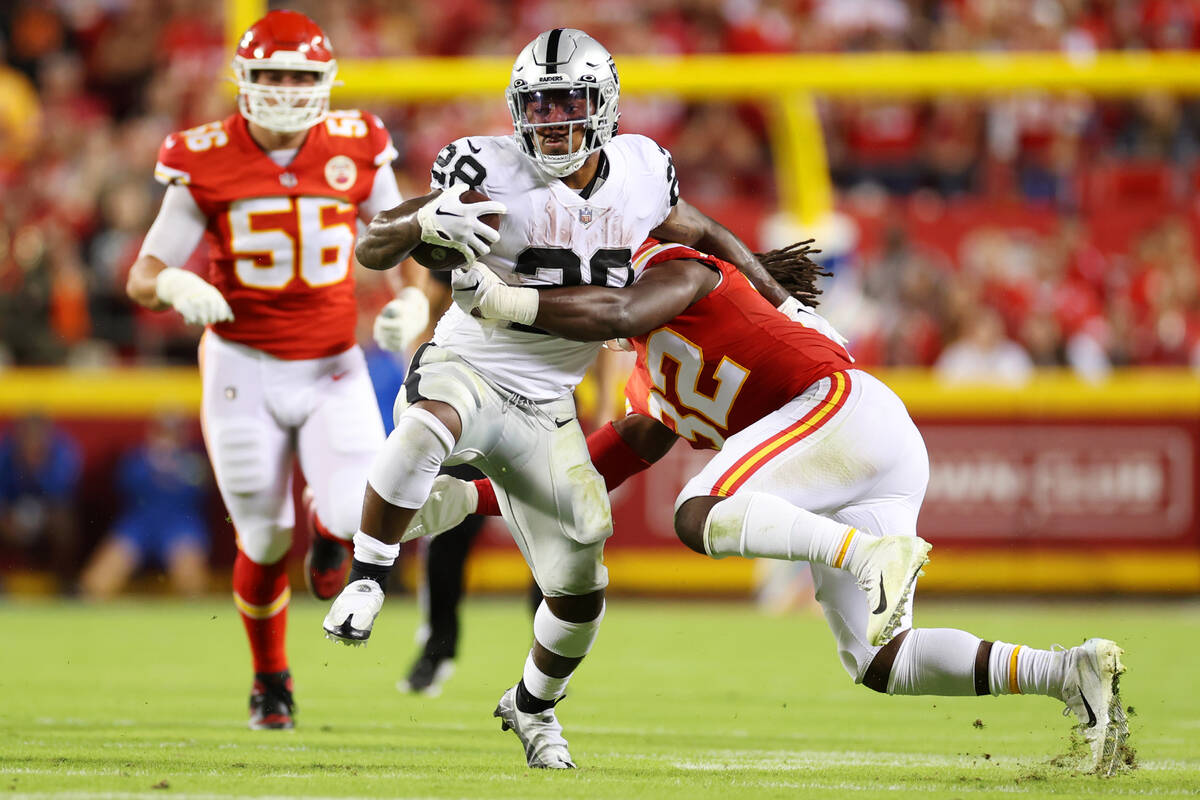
[428,134,679,400]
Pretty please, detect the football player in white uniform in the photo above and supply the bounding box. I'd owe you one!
[323,28,793,769]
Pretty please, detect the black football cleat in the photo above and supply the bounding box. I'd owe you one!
[305,533,351,601]
[398,652,456,697]
[249,671,295,730]
[302,489,352,601]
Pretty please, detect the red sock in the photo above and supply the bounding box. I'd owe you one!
[233,551,290,674]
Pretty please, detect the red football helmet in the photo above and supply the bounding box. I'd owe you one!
[232,10,337,134]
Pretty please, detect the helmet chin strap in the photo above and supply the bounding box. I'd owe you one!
[533,151,590,179]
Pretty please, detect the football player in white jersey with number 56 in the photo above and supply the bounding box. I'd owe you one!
[126,10,428,731]
[322,28,798,769]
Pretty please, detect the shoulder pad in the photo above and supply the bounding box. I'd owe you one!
[611,134,679,206]
[429,136,510,192]
[633,240,709,273]
[154,120,230,185]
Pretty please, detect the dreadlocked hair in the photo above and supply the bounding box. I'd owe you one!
[754,239,829,308]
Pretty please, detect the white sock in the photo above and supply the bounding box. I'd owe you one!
[352,531,400,566]
[521,650,571,702]
[703,492,862,570]
[886,628,981,696]
[989,641,1067,699]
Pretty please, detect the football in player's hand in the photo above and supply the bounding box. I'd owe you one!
[410,189,501,270]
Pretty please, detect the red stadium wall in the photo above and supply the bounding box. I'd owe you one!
[467,370,1200,594]
[2,368,1198,594]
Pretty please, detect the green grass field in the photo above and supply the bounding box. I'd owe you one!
[0,594,1196,799]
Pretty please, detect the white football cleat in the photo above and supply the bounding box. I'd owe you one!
[493,685,575,769]
[856,535,932,646]
[322,579,384,645]
[1060,638,1129,775]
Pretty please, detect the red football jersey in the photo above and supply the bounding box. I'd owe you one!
[154,111,396,359]
[624,241,854,450]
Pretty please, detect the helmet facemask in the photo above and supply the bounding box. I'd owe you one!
[507,84,617,178]
[233,54,337,134]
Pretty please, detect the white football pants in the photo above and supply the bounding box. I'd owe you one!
[678,369,930,682]
[198,331,385,565]
[393,343,611,596]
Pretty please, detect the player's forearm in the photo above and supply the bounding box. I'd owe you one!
[654,201,791,306]
[354,194,432,270]
[533,288,669,341]
[126,255,169,310]
[695,223,791,306]
[527,262,703,339]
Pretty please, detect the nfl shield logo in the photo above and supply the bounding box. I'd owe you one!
[579,207,593,225]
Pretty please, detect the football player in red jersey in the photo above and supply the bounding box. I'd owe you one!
[126,10,429,731]
[431,238,1130,774]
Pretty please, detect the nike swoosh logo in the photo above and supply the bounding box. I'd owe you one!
[1080,690,1097,727]
[872,572,887,615]
[554,418,571,428]
[467,140,481,154]
[435,209,462,218]
[331,371,349,381]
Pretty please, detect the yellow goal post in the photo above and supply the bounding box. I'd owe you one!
[227,0,1200,229]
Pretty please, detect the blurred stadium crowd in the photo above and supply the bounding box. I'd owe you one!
[1,0,1199,377]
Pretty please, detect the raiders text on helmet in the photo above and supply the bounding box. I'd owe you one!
[232,10,338,134]
[506,29,620,178]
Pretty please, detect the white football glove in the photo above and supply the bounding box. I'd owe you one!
[449,263,500,314]
[450,263,539,326]
[373,287,430,352]
[155,267,233,325]
[777,295,851,349]
[416,182,507,265]
[402,475,480,542]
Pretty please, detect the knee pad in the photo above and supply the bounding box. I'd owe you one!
[368,407,455,509]
[885,628,980,696]
[564,461,611,546]
[236,523,292,565]
[532,600,605,658]
[701,493,758,559]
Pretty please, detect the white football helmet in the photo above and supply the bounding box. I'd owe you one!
[506,28,620,178]
[232,10,338,134]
